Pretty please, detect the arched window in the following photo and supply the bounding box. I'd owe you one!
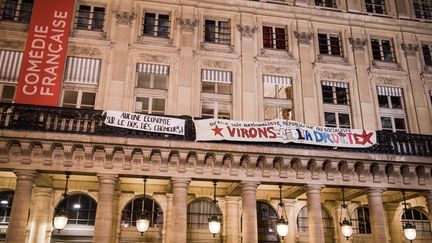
[402,208,432,236]
[121,195,163,228]
[55,193,97,226]
[0,191,14,225]
[257,201,279,243]
[297,206,334,234]
[352,206,371,234]
[187,199,222,229]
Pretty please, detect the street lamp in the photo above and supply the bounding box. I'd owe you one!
[339,188,353,240]
[136,176,150,236]
[208,180,221,237]
[276,184,289,239]
[402,191,416,242]
[53,172,71,233]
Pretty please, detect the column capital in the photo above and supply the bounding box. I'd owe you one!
[170,177,191,188]
[225,196,241,203]
[97,173,118,184]
[383,202,400,212]
[13,170,36,181]
[33,187,53,197]
[304,184,324,193]
[366,187,386,195]
[240,180,259,190]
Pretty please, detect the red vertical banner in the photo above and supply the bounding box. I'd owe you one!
[15,0,75,106]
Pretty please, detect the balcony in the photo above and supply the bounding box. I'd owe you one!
[0,103,431,157]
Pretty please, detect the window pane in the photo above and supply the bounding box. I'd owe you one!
[264,107,277,120]
[136,97,149,113]
[318,33,329,54]
[202,81,216,93]
[152,98,165,114]
[322,85,333,103]
[378,95,389,108]
[62,90,78,107]
[381,117,392,130]
[137,73,151,88]
[263,26,273,48]
[336,87,348,105]
[218,103,231,119]
[81,92,96,108]
[201,102,215,118]
[158,14,170,37]
[422,44,432,65]
[204,20,216,42]
[153,74,168,89]
[275,28,286,49]
[0,85,15,103]
[381,40,394,62]
[371,39,382,60]
[330,34,341,56]
[278,85,291,99]
[217,83,231,95]
[92,7,105,30]
[144,13,156,35]
[77,5,91,29]
[264,83,276,98]
[324,112,336,127]
[390,96,402,109]
[394,118,406,132]
[338,113,351,128]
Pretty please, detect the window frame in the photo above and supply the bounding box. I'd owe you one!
[318,32,343,56]
[421,43,432,66]
[321,82,351,128]
[262,25,287,50]
[0,83,16,103]
[401,208,432,237]
[413,0,432,20]
[370,37,396,63]
[365,0,387,14]
[315,0,337,8]
[74,4,106,31]
[377,90,407,132]
[352,206,372,234]
[142,12,171,38]
[61,88,97,109]
[262,76,293,121]
[121,195,163,229]
[203,18,231,45]
[0,0,33,23]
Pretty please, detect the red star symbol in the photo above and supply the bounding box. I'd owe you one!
[212,125,223,137]
[354,130,374,145]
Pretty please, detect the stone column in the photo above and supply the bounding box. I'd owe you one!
[93,174,118,243]
[367,188,389,242]
[305,184,324,243]
[225,196,241,243]
[27,187,54,243]
[163,193,173,243]
[169,178,190,243]
[111,191,121,243]
[282,199,296,243]
[5,170,36,243]
[241,181,259,243]
[384,203,402,243]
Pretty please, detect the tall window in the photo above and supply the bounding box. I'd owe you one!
[263,26,287,50]
[0,191,13,225]
[322,81,351,128]
[135,63,169,115]
[315,0,337,8]
[263,75,293,120]
[55,194,97,226]
[201,69,232,119]
[0,0,33,23]
[297,206,334,242]
[377,86,407,132]
[318,32,343,56]
[204,19,231,45]
[352,206,372,234]
[0,50,22,103]
[257,201,279,243]
[187,199,222,229]
[121,196,163,229]
[413,0,432,20]
[365,0,386,14]
[402,208,432,236]
[371,38,395,62]
[75,5,105,31]
[422,43,432,66]
[62,56,100,109]
[142,12,170,38]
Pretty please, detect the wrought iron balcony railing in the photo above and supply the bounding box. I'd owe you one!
[0,103,431,157]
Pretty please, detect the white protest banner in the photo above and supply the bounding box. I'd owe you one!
[194,119,377,148]
[103,110,185,135]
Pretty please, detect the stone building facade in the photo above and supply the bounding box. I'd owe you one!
[0,0,431,243]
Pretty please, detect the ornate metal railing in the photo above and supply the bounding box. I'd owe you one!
[0,103,431,157]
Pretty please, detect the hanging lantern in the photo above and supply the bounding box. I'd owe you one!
[339,188,353,240]
[136,176,150,235]
[53,172,71,233]
[208,180,221,237]
[402,191,416,242]
[276,184,289,238]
